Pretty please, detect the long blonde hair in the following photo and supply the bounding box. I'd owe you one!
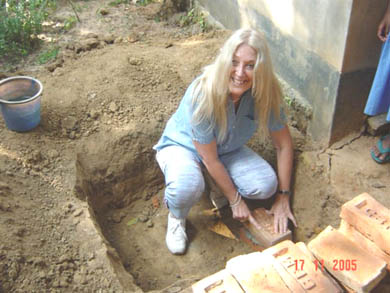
[191,28,283,143]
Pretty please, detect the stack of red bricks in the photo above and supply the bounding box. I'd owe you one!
[191,193,390,292]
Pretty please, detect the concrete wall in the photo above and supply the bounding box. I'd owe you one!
[197,0,387,146]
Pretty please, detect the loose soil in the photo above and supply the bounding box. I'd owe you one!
[1,1,390,292]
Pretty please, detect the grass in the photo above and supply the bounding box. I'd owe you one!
[108,0,130,6]
[179,8,208,32]
[63,15,77,31]
[0,0,56,61]
[137,0,153,6]
[284,95,293,107]
[36,46,59,64]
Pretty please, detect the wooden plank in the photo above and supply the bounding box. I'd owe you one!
[308,226,387,293]
[340,192,390,255]
[226,252,291,293]
[243,208,292,248]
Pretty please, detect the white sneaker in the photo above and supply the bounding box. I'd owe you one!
[166,212,188,255]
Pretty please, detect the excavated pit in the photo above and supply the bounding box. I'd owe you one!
[72,120,390,293]
[74,122,258,292]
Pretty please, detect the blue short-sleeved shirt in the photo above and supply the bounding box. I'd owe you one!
[153,79,286,156]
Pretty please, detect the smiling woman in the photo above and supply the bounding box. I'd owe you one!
[229,43,256,106]
[153,28,297,255]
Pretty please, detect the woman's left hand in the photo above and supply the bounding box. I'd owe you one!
[268,193,297,234]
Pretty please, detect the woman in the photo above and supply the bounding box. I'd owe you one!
[153,28,297,255]
[365,1,390,163]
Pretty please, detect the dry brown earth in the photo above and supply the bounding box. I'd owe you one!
[1,1,389,292]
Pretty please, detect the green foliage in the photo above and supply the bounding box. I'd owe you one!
[284,95,293,107]
[108,0,129,7]
[179,8,208,32]
[137,0,153,6]
[0,0,55,61]
[36,46,58,64]
[63,15,77,31]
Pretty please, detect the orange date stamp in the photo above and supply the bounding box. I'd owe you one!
[294,259,358,272]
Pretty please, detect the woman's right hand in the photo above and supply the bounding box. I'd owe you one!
[231,200,261,230]
[378,6,390,42]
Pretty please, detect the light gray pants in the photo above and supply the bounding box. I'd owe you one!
[156,145,277,219]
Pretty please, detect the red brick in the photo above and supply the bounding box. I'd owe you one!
[191,269,243,293]
[295,242,344,291]
[308,226,387,293]
[226,252,291,293]
[262,240,343,292]
[340,192,390,255]
[243,208,292,248]
[238,227,265,252]
[339,219,390,271]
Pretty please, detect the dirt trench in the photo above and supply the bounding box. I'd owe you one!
[73,123,261,291]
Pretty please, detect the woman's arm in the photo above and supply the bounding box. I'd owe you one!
[378,1,390,42]
[269,125,297,233]
[193,140,261,229]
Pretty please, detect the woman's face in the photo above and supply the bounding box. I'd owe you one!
[229,43,257,101]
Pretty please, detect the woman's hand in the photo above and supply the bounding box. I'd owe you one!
[268,193,297,234]
[378,4,390,42]
[231,199,261,230]
[269,126,296,234]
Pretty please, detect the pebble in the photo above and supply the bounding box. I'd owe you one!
[15,228,27,237]
[64,202,75,214]
[73,209,83,217]
[74,271,88,285]
[62,116,78,131]
[47,149,59,159]
[39,270,46,279]
[59,275,69,287]
[99,8,109,15]
[58,255,67,264]
[138,215,148,223]
[0,181,9,190]
[372,182,386,188]
[109,102,118,112]
[8,262,20,280]
[89,109,100,119]
[88,92,97,99]
[0,199,11,211]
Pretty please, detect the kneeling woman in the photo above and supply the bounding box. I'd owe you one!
[153,28,297,255]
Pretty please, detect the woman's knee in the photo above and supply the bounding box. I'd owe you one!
[241,172,278,200]
[165,173,205,206]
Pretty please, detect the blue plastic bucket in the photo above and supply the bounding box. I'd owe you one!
[0,76,43,132]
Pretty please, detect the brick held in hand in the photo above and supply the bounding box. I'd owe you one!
[243,208,292,248]
[340,192,390,255]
